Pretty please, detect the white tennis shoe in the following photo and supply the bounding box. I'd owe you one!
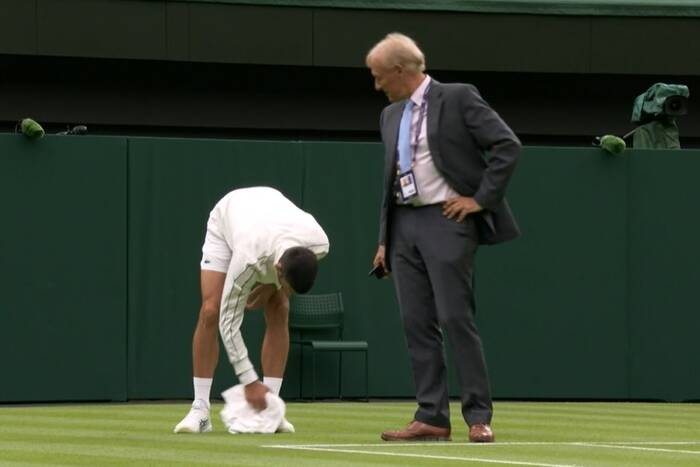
[174,399,212,433]
[277,417,295,433]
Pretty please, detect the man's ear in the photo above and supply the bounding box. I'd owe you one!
[275,262,283,276]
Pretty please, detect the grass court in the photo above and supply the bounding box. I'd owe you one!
[1,401,699,466]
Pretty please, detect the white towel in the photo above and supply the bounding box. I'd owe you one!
[220,385,291,434]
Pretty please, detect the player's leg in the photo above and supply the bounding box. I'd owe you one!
[192,270,227,388]
[175,203,231,434]
[174,270,226,433]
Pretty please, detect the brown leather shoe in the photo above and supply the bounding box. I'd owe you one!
[469,424,494,443]
[381,420,451,442]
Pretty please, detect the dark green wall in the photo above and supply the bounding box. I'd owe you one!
[2,135,700,402]
[300,142,413,397]
[477,148,629,399]
[0,135,127,402]
[126,138,305,399]
[627,152,700,401]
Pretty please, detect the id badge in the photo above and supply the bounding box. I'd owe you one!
[399,170,418,202]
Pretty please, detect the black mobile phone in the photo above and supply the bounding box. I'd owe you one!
[368,264,386,279]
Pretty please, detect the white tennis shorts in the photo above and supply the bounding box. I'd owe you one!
[200,205,231,273]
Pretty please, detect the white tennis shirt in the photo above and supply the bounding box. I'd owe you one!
[212,187,330,385]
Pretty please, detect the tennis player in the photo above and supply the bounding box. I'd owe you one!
[174,186,329,433]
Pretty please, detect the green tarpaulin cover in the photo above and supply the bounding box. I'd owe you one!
[631,83,690,124]
[633,121,682,149]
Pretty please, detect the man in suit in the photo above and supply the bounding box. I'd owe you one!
[366,33,521,443]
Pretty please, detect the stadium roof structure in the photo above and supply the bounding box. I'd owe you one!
[179,0,700,18]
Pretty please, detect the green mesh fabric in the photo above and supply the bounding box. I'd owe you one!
[289,293,344,330]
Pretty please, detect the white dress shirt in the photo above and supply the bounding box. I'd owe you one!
[402,75,460,206]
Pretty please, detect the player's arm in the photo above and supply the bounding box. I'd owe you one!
[243,287,289,411]
[245,283,277,310]
[218,263,269,408]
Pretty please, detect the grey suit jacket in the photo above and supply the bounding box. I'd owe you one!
[378,80,521,264]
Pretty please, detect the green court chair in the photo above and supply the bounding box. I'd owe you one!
[289,292,369,401]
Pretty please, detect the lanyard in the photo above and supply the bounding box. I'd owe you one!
[409,82,431,160]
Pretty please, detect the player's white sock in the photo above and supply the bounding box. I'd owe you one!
[193,377,213,405]
[263,376,283,396]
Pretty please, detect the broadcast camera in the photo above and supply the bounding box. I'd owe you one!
[630,83,689,149]
[631,83,689,124]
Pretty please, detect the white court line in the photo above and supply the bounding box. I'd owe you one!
[575,442,700,456]
[262,441,700,466]
[264,441,700,448]
[265,445,579,467]
[604,442,700,446]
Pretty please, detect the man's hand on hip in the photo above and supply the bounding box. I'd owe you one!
[443,196,482,222]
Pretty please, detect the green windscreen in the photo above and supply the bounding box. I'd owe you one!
[3,134,700,402]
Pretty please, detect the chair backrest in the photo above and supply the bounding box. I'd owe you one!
[289,292,344,332]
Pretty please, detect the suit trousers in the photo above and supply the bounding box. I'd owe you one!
[389,204,493,428]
